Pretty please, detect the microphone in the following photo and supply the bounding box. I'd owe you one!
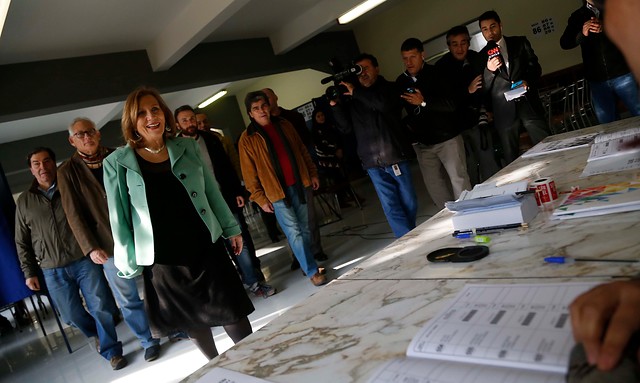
[321,76,334,85]
[485,40,504,70]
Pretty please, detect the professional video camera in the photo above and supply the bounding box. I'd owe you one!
[320,58,362,101]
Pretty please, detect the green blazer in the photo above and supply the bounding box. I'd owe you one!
[103,137,241,278]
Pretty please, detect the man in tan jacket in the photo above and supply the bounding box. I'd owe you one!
[238,91,327,287]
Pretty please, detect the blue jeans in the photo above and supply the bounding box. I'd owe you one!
[103,257,158,349]
[272,186,319,277]
[590,73,640,124]
[367,161,418,237]
[42,257,122,360]
[226,212,261,286]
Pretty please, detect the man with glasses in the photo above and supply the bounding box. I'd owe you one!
[57,117,161,364]
[560,0,640,123]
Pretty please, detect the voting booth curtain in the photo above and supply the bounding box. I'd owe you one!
[0,162,32,307]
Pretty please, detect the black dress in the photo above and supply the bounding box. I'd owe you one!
[136,155,254,338]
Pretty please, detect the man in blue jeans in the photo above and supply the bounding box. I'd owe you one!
[15,147,126,370]
[560,0,640,123]
[239,91,327,287]
[57,118,160,363]
[331,53,417,237]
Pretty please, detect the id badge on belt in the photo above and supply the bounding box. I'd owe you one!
[392,163,401,176]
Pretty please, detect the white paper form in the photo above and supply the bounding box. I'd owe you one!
[521,132,599,158]
[367,358,563,383]
[195,367,273,383]
[406,282,598,374]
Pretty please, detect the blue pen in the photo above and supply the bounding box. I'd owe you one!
[544,256,638,264]
[511,80,523,89]
[454,233,491,243]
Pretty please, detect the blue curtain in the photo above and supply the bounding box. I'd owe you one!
[0,162,33,306]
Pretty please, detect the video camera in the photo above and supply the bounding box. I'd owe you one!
[321,59,362,101]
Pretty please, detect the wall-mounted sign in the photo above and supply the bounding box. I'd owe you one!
[531,17,555,37]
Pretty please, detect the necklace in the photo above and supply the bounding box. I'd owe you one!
[143,143,166,154]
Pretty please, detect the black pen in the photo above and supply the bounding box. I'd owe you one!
[452,223,527,237]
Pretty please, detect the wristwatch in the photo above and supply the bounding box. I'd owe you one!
[420,101,426,107]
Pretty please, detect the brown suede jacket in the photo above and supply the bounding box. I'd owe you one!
[238,118,318,207]
[57,148,114,257]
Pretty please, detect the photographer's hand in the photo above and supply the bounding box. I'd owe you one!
[340,81,354,96]
[468,75,482,94]
[400,88,424,106]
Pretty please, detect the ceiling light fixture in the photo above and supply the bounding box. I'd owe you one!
[0,0,11,39]
[198,89,227,109]
[338,0,387,25]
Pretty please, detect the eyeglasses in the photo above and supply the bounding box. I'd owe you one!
[72,129,97,139]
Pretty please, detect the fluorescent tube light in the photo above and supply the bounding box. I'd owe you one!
[338,0,387,25]
[0,0,11,39]
[198,89,227,108]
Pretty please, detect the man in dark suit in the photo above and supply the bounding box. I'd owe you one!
[174,105,276,298]
[478,10,550,164]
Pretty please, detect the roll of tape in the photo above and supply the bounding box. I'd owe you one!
[529,178,558,205]
[427,246,490,263]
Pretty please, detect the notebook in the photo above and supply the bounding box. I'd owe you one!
[552,180,640,220]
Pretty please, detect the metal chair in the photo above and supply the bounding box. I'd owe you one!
[563,83,582,130]
[29,291,72,353]
[575,79,598,128]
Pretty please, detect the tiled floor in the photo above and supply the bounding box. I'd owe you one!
[0,163,439,383]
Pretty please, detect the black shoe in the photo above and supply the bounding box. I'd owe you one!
[144,344,161,362]
[290,257,300,271]
[168,331,189,343]
[0,316,13,335]
[314,252,329,261]
[110,355,128,370]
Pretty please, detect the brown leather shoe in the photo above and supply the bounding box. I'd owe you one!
[310,272,327,286]
[110,355,128,370]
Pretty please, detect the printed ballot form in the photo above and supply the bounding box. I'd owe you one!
[368,282,599,383]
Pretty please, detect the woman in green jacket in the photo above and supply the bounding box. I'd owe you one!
[104,86,254,359]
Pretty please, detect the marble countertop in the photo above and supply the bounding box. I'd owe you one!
[183,118,640,383]
[346,118,640,281]
[184,277,607,383]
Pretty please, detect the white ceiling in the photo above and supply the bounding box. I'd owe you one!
[0,0,394,144]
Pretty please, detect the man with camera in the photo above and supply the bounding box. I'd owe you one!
[396,38,471,209]
[330,53,417,238]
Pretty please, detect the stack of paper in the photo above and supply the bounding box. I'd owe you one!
[552,180,640,220]
[446,181,538,231]
[581,127,640,177]
[504,87,527,101]
[521,132,599,158]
